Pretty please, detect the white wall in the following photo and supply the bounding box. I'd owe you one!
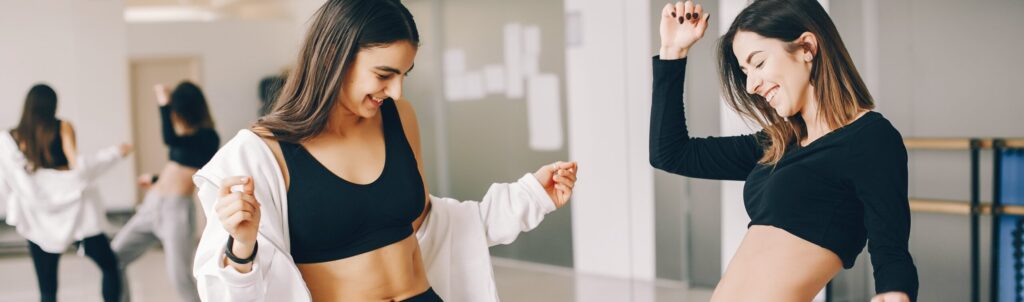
[126,20,298,140]
[565,0,655,296]
[1,1,306,217]
[0,0,136,213]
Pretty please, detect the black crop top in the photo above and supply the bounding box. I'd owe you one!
[649,57,918,299]
[159,106,219,168]
[49,120,69,168]
[281,98,425,264]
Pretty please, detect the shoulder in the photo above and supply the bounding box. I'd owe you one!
[60,120,75,133]
[392,98,421,140]
[393,98,419,126]
[850,112,903,146]
[844,112,906,161]
[206,129,279,169]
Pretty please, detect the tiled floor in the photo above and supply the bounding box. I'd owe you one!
[0,250,712,302]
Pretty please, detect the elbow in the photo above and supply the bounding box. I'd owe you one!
[649,155,664,170]
[648,147,671,171]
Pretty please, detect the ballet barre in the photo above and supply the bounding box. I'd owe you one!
[904,137,1023,302]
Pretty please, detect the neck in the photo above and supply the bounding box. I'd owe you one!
[799,90,830,142]
[322,103,373,138]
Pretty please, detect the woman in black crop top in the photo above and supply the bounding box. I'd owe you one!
[204,0,579,301]
[111,81,219,302]
[651,1,917,301]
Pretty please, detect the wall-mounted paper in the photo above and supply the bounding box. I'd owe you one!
[462,71,485,100]
[443,48,466,75]
[483,64,506,94]
[503,23,524,99]
[523,26,542,76]
[526,74,562,151]
[445,73,465,101]
[524,25,541,55]
[444,49,467,101]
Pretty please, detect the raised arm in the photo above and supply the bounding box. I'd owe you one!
[650,2,762,181]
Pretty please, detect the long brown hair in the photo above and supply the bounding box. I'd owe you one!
[254,0,419,143]
[717,0,873,164]
[11,84,62,172]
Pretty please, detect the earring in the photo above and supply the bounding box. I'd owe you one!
[805,55,813,62]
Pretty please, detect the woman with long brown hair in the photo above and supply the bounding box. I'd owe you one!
[191,0,578,301]
[650,1,917,301]
[0,83,131,302]
[111,81,218,302]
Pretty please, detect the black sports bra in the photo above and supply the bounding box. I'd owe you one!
[280,98,425,264]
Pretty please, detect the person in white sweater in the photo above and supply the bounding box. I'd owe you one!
[0,83,131,302]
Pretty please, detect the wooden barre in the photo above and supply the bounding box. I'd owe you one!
[1005,139,1024,149]
[904,139,973,150]
[904,138,1024,150]
[909,199,1024,216]
[909,199,974,215]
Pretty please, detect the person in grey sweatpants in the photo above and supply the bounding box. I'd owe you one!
[112,192,198,302]
[112,82,219,302]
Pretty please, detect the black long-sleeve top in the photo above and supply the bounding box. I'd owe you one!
[649,56,918,300]
[159,106,219,169]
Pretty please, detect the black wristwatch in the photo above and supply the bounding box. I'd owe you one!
[225,237,257,264]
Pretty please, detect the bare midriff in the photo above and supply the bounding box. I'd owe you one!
[152,162,199,196]
[297,234,430,302]
[711,225,843,302]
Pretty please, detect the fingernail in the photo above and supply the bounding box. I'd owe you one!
[685,13,691,20]
[671,12,676,18]
[678,16,684,24]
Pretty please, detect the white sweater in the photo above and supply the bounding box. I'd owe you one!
[0,132,125,253]
[192,129,556,302]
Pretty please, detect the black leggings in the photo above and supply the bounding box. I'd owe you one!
[28,234,121,302]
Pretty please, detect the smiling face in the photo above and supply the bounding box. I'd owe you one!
[336,40,417,119]
[732,30,817,118]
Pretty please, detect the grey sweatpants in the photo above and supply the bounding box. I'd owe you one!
[111,191,200,302]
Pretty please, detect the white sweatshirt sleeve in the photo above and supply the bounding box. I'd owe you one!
[191,130,310,302]
[77,145,127,181]
[193,178,273,302]
[477,173,558,246]
[0,172,9,202]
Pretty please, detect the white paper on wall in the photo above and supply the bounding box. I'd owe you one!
[443,49,467,101]
[483,64,506,94]
[523,26,542,76]
[526,74,562,151]
[462,71,485,100]
[443,48,466,75]
[503,23,524,99]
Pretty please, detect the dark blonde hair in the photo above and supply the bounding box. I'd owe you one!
[254,0,419,143]
[718,0,873,164]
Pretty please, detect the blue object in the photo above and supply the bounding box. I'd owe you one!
[999,149,1024,302]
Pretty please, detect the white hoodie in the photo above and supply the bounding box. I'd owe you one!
[0,131,125,253]
[192,129,557,302]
